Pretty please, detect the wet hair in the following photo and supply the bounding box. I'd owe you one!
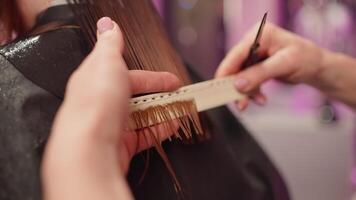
[0,0,25,42]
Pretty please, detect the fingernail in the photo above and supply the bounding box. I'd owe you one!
[234,79,249,91]
[237,103,248,111]
[97,17,114,34]
[237,103,244,111]
[255,96,267,106]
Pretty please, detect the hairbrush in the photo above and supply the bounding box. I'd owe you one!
[128,75,246,131]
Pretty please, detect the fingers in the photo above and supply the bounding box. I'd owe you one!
[129,70,183,95]
[215,37,252,78]
[121,120,180,162]
[234,49,292,93]
[215,22,273,78]
[58,17,130,143]
[67,17,129,105]
[236,98,249,111]
[216,22,314,112]
[43,17,133,200]
[216,22,296,81]
[252,92,267,106]
[95,17,124,55]
[235,92,267,111]
[232,49,293,111]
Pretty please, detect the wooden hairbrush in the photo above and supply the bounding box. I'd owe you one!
[128,76,245,131]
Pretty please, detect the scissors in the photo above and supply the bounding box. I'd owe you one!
[241,12,268,70]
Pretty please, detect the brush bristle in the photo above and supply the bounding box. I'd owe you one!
[130,100,204,139]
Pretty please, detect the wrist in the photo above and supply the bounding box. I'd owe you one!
[309,48,335,91]
[311,48,356,96]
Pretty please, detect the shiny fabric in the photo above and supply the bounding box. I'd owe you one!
[0,5,290,200]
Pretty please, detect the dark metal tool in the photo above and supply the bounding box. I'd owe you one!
[241,12,268,70]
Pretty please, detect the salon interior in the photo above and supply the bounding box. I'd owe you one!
[153,0,356,199]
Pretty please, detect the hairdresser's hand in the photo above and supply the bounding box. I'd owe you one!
[215,23,324,110]
[42,17,181,200]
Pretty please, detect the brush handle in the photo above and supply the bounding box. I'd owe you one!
[52,0,67,5]
[130,76,246,113]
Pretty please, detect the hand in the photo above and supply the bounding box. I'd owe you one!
[120,70,182,173]
[215,23,325,110]
[42,17,182,200]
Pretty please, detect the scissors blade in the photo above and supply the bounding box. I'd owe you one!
[253,12,268,48]
[241,12,268,70]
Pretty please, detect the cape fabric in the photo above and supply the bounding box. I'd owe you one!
[0,5,290,200]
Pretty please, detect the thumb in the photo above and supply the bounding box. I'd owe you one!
[95,17,125,54]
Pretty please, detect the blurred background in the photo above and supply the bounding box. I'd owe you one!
[153,0,356,199]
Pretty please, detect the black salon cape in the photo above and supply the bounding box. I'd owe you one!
[0,6,290,200]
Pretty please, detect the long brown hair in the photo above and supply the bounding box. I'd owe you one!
[0,0,25,42]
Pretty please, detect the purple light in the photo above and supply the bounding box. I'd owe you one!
[152,0,163,15]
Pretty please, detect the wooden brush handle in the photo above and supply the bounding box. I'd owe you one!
[130,76,246,113]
